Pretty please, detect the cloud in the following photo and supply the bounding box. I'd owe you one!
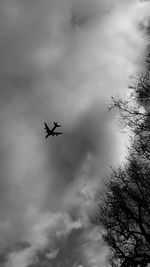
[5,248,34,267]
[0,0,149,266]
[45,248,59,260]
[5,212,84,267]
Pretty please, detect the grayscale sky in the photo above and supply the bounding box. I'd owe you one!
[0,0,149,266]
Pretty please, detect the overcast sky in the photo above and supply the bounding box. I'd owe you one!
[0,0,149,267]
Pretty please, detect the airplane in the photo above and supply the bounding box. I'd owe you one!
[44,121,63,138]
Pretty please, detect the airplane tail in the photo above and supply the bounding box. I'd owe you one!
[54,121,60,127]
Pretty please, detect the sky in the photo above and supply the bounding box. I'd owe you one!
[0,0,149,266]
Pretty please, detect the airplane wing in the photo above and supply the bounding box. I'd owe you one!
[52,132,63,136]
[44,123,51,134]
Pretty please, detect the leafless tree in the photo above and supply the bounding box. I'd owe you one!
[96,69,150,267]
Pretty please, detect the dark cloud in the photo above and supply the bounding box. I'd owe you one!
[28,228,85,267]
[46,105,109,191]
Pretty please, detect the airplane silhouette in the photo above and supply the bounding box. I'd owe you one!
[44,122,63,138]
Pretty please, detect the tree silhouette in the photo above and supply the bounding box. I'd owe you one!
[96,66,150,266]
